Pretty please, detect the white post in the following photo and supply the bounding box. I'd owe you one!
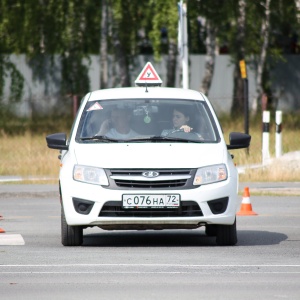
[275,110,282,158]
[182,2,189,89]
[262,110,270,165]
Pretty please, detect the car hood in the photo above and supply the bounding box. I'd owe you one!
[72,142,227,169]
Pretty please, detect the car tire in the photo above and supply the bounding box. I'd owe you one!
[216,218,237,246]
[61,206,83,246]
[205,224,218,236]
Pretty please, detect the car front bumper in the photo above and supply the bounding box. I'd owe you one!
[60,176,239,228]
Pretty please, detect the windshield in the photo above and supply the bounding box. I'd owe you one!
[75,98,220,143]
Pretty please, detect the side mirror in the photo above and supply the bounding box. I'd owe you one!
[46,133,69,150]
[227,132,251,150]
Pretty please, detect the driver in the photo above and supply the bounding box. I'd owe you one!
[161,106,194,137]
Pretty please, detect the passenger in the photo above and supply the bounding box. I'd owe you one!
[98,107,138,139]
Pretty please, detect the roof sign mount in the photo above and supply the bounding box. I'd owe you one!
[135,62,162,87]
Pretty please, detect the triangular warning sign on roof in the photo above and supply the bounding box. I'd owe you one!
[135,62,162,86]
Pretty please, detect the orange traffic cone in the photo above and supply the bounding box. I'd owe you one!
[0,213,5,233]
[237,187,257,216]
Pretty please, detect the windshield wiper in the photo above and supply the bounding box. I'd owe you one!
[80,135,204,143]
[129,136,203,143]
[80,135,120,142]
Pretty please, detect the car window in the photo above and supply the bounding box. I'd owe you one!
[75,99,220,143]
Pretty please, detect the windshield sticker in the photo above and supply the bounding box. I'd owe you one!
[87,102,103,111]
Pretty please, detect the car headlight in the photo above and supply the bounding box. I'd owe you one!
[193,164,228,185]
[73,165,109,186]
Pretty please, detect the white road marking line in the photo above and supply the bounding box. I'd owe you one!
[0,177,57,183]
[4,216,33,219]
[1,264,300,274]
[1,272,300,274]
[0,264,299,267]
[0,271,300,275]
[0,234,25,246]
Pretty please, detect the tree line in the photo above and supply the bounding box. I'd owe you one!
[0,0,299,116]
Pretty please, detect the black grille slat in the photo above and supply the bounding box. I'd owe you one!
[114,179,187,188]
[99,201,203,217]
[105,168,198,190]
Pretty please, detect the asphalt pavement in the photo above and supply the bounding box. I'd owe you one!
[0,184,300,299]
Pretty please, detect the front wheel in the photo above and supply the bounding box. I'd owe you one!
[61,207,83,246]
[216,218,237,246]
[205,224,218,236]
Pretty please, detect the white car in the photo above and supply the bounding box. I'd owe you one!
[46,65,250,247]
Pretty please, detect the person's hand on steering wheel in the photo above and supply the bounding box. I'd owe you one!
[179,125,193,132]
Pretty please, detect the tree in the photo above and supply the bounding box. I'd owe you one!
[188,0,300,116]
[100,0,108,89]
[0,1,25,102]
[200,20,217,95]
[1,0,300,118]
[149,0,178,87]
[106,0,152,87]
[0,0,102,103]
[188,1,221,95]
[231,0,247,117]
[251,0,271,113]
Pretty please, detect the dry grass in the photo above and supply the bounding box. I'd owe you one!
[238,163,300,182]
[0,132,60,178]
[221,116,300,182]
[0,115,299,182]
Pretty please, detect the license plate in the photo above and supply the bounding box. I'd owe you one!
[122,194,180,209]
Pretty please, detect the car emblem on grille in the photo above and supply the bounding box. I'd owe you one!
[142,171,159,178]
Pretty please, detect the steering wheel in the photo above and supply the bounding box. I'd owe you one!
[165,129,201,140]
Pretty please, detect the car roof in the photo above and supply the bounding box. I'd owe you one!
[87,87,206,102]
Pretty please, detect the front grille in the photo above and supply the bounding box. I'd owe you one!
[99,201,203,217]
[104,168,198,190]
